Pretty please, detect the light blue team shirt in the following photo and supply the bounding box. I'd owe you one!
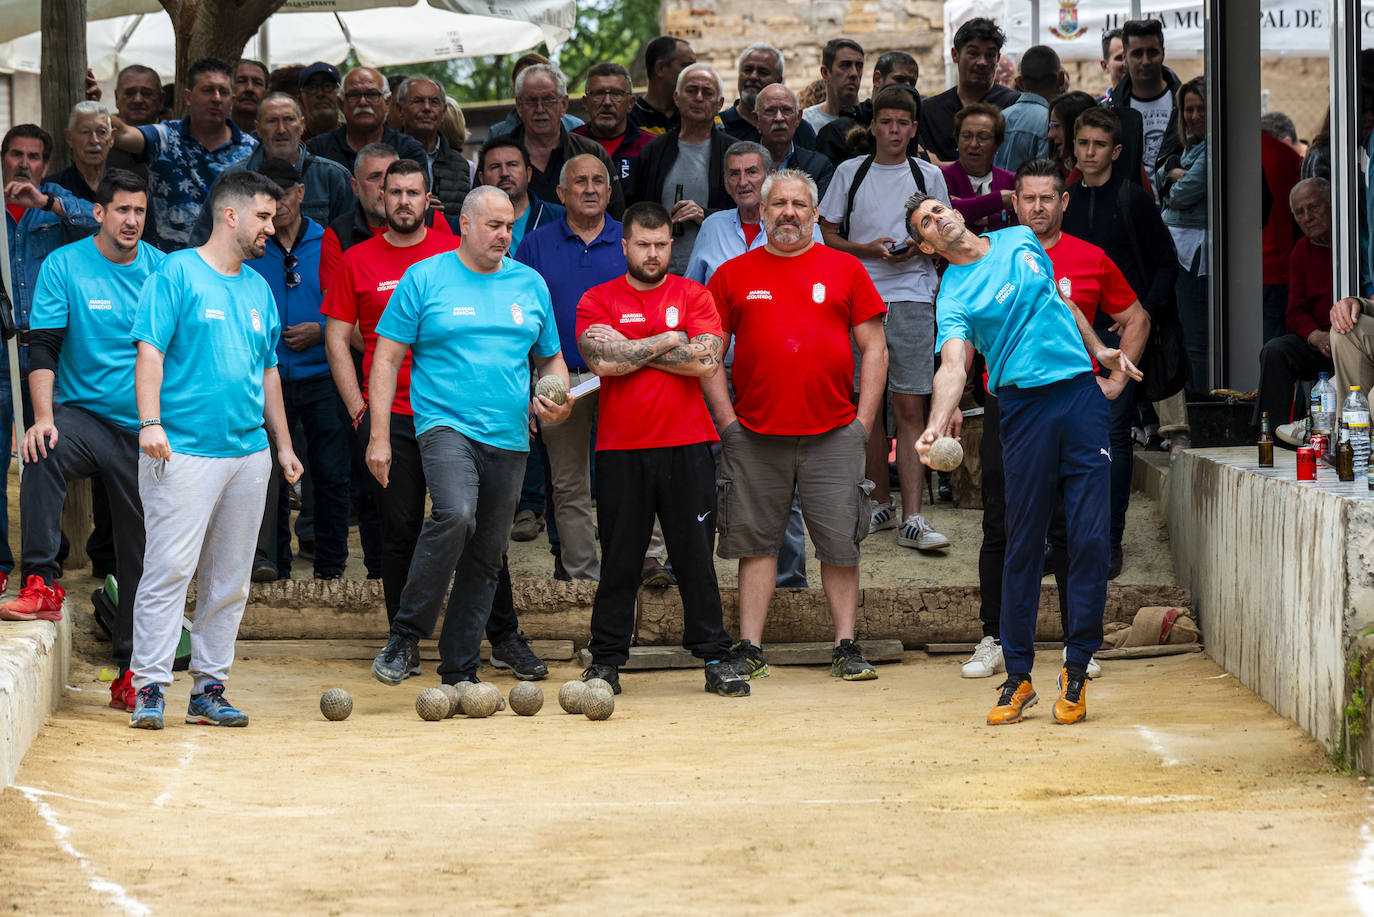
[130,249,281,457]
[935,226,1093,394]
[29,236,165,431]
[375,252,561,452]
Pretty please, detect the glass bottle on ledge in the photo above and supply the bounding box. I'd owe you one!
[1338,420,1356,482]
[1257,411,1274,467]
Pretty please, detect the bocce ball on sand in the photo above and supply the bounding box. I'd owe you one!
[461,682,502,718]
[320,688,352,721]
[582,687,615,721]
[583,677,613,696]
[558,680,586,714]
[534,374,568,405]
[438,683,462,718]
[416,687,449,721]
[928,436,964,472]
[509,682,544,716]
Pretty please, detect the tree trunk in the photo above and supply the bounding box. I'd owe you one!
[40,0,86,171]
[160,0,288,113]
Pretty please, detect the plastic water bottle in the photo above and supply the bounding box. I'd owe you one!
[1344,385,1371,482]
[1311,372,1336,436]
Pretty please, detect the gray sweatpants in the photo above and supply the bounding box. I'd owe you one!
[131,450,271,693]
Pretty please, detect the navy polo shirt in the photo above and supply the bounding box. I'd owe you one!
[514,215,626,370]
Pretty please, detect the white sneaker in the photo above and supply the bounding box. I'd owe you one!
[896,513,950,551]
[1063,646,1102,678]
[962,636,1004,678]
[869,498,898,534]
[1274,422,1304,447]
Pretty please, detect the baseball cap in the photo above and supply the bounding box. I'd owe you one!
[299,62,341,89]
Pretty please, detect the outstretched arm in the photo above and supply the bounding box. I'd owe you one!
[649,333,722,377]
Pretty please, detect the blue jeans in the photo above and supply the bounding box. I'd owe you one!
[390,427,525,680]
[275,375,351,576]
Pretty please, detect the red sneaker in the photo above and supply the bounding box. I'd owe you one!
[0,575,65,621]
[109,669,135,711]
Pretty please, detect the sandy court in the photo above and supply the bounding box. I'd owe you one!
[3,646,1372,916]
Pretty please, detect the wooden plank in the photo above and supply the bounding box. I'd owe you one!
[236,639,577,662]
[577,640,906,671]
[1094,644,1204,660]
[925,642,1066,654]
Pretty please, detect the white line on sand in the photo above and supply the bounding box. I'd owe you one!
[153,738,197,808]
[1350,794,1374,915]
[15,785,151,917]
[1133,724,1181,767]
[1068,794,1211,805]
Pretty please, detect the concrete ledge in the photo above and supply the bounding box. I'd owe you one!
[0,612,71,786]
[1166,447,1364,758]
[233,577,1190,647]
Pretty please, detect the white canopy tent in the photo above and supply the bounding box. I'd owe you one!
[946,0,1374,60]
[0,0,574,77]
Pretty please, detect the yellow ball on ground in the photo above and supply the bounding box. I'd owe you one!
[928,436,964,472]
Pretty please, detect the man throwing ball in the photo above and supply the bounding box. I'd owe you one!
[576,202,748,697]
[907,194,1139,726]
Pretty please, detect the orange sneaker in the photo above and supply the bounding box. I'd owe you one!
[987,675,1037,726]
[1052,666,1088,725]
[0,575,65,621]
[109,669,135,712]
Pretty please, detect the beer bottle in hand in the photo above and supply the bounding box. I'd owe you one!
[672,184,685,237]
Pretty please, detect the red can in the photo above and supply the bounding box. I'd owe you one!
[1297,446,1317,481]
[1310,433,1327,461]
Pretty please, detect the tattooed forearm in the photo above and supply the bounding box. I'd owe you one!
[578,330,686,377]
[650,333,723,377]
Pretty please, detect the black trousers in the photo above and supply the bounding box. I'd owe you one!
[1255,333,1333,426]
[20,404,143,668]
[978,393,1069,640]
[588,443,731,666]
[360,411,516,642]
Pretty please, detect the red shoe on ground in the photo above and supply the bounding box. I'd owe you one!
[109,669,135,711]
[0,575,65,621]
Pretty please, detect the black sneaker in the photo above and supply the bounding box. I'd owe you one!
[553,556,571,582]
[729,640,770,679]
[372,633,419,685]
[704,660,750,697]
[1108,544,1123,580]
[489,632,549,680]
[581,662,621,694]
[830,639,878,680]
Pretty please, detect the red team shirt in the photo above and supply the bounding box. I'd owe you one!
[708,243,886,435]
[319,217,453,293]
[319,229,459,415]
[576,273,723,451]
[1043,231,1136,326]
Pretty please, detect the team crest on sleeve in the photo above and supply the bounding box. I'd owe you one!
[1021,252,1041,274]
[510,302,525,325]
[250,309,262,332]
[1058,277,1072,298]
[665,305,680,328]
[812,282,826,303]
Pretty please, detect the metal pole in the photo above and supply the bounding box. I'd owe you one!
[258,22,270,70]
[1130,0,1142,18]
[1331,0,1362,299]
[1030,0,1039,45]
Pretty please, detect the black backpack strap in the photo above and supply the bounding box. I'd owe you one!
[840,155,876,239]
[1116,178,1144,275]
[907,156,927,194]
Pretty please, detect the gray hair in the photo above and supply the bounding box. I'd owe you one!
[760,168,818,210]
[676,63,725,99]
[342,67,390,99]
[756,82,799,109]
[737,42,785,79]
[68,100,110,131]
[1290,176,1330,205]
[257,91,303,119]
[1260,111,1298,144]
[904,190,936,241]
[557,153,611,189]
[462,184,512,220]
[724,140,773,172]
[353,142,398,178]
[514,63,568,100]
[397,76,443,106]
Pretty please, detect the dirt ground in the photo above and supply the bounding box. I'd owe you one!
[2,641,1372,916]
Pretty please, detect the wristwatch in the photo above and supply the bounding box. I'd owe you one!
[41,192,55,211]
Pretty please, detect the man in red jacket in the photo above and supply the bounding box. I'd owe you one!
[1258,177,1333,432]
[1261,130,1302,342]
